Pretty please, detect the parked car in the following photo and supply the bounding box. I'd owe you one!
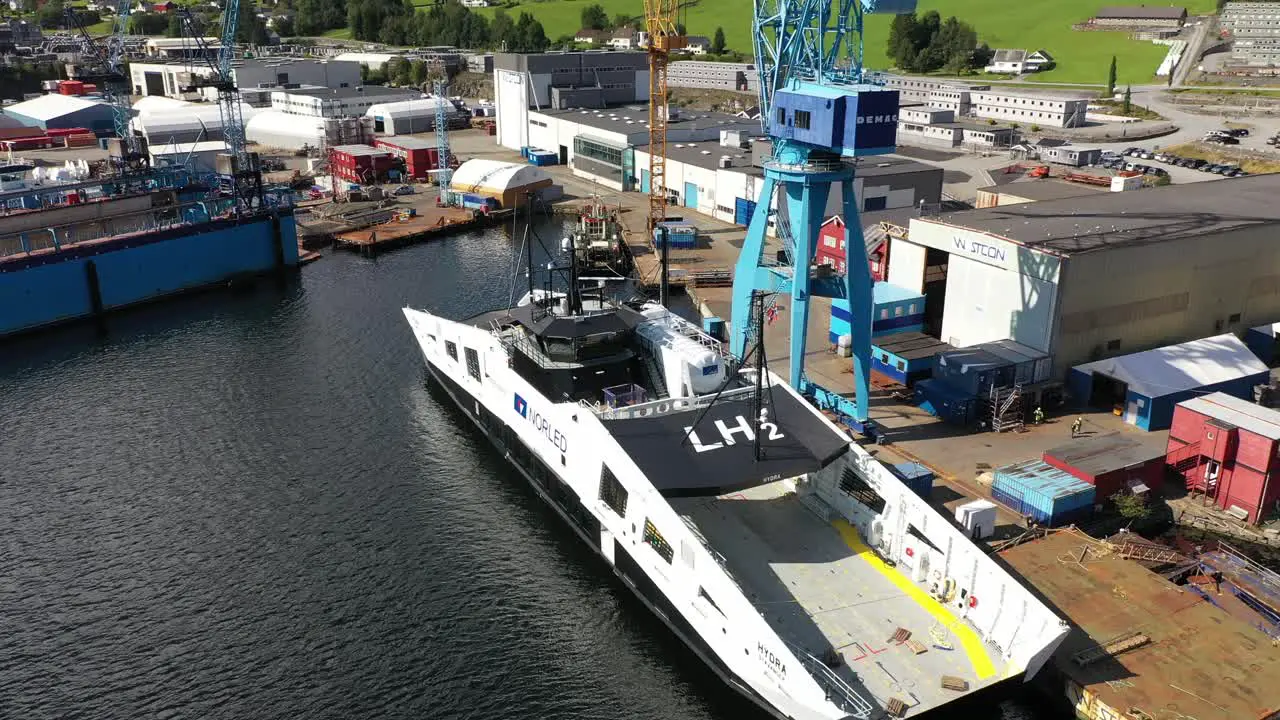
[1189,158,1207,169]
[1140,151,1154,159]
[1267,136,1279,146]
[1227,128,1249,137]
[1125,147,1143,157]
[1225,168,1243,177]
[1222,136,1240,145]
[1217,165,1238,175]
[393,185,416,195]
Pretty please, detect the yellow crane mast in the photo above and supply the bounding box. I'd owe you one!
[644,0,683,235]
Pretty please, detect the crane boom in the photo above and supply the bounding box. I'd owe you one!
[66,0,144,173]
[643,0,683,234]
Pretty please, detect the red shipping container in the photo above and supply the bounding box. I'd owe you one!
[1042,432,1166,501]
[58,81,85,96]
[47,127,90,137]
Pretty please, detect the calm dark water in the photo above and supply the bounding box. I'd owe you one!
[0,218,1044,720]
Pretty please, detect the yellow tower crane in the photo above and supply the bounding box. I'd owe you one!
[644,0,684,235]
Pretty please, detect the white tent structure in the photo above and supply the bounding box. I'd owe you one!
[449,159,553,208]
[130,102,262,145]
[131,96,194,115]
[365,96,468,135]
[244,111,373,151]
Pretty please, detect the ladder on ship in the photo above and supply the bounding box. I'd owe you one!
[643,353,669,399]
[1071,631,1151,667]
[1113,541,1184,565]
[988,384,1024,433]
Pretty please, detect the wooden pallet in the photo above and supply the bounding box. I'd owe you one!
[886,698,909,717]
[889,627,912,644]
[941,675,970,692]
[905,639,928,655]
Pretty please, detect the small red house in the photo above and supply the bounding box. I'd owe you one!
[1166,392,1280,524]
[1042,431,1166,501]
[814,215,889,281]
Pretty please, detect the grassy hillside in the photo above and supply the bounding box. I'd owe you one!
[472,0,1215,85]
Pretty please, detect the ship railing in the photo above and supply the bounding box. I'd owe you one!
[0,199,238,260]
[784,642,875,719]
[591,385,756,419]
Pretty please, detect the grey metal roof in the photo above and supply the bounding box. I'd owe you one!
[927,174,1280,255]
[1095,5,1187,19]
[1043,432,1168,477]
[540,106,758,138]
[376,136,438,150]
[276,85,417,100]
[991,49,1028,63]
[1177,392,1280,440]
[873,331,955,361]
[977,179,1107,202]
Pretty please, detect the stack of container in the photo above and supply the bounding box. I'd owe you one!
[887,462,934,498]
[991,459,1096,527]
[829,282,926,344]
[654,220,697,249]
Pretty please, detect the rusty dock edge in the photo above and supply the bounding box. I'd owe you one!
[333,206,515,256]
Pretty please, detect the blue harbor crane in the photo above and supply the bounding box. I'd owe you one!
[178,0,262,212]
[66,0,147,174]
[434,80,454,206]
[731,0,915,432]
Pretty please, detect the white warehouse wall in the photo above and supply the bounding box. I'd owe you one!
[887,239,926,293]
[907,220,1062,352]
[495,69,530,150]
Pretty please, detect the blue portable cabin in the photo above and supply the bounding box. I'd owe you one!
[932,346,1011,397]
[830,281,925,344]
[1067,333,1270,431]
[992,459,1096,527]
[868,331,954,386]
[654,220,697,249]
[888,462,934,499]
[1244,322,1280,366]
[915,378,979,426]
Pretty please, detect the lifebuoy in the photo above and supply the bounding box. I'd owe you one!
[905,547,914,557]
[968,595,978,609]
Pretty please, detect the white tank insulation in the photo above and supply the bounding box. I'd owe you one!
[636,315,726,396]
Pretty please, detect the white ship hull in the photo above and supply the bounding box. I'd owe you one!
[403,303,1069,719]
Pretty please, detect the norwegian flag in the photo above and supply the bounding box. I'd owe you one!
[765,306,779,325]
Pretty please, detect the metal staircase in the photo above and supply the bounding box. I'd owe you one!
[643,353,669,399]
[988,384,1024,433]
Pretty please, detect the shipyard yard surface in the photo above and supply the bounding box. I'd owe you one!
[0,219,1049,720]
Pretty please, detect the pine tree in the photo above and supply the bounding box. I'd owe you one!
[1107,55,1117,96]
[1122,85,1132,114]
[712,26,725,54]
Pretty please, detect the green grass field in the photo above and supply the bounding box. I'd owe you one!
[323,27,354,39]
[471,0,1215,85]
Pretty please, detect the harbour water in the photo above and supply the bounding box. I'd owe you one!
[0,217,1050,719]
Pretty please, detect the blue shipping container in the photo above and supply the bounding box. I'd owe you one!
[992,459,1095,527]
[915,378,977,426]
[889,462,933,498]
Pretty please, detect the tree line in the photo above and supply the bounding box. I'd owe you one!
[887,11,991,75]
[293,0,549,51]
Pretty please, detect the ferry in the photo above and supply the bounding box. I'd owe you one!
[403,242,1069,718]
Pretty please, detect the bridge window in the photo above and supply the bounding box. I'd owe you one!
[776,107,786,125]
[643,518,674,563]
[839,467,886,513]
[794,110,811,130]
[445,340,458,360]
[599,465,628,517]
[464,347,481,381]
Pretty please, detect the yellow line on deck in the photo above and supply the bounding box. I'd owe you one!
[833,520,997,681]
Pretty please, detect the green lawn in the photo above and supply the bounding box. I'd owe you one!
[322,27,353,39]
[471,0,1213,85]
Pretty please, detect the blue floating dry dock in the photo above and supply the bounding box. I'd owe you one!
[0,190,298,338]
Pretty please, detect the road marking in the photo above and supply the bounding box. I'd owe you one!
[833,519,997,681]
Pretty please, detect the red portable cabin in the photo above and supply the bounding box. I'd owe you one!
[57,80,86,96]
[814,215,890,281]
[1166,392,1280,524]
[373,136,452,181]
[328,144,398,184]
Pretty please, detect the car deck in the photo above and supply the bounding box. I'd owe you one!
[673,482,1006,716]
